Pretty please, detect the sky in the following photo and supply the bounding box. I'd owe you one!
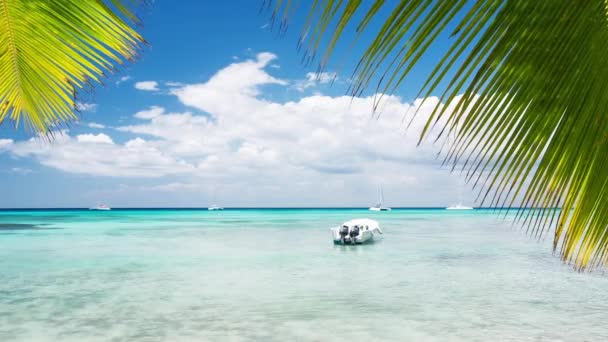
[0,1,478,208]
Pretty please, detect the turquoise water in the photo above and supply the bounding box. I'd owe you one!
[1,209,607,341]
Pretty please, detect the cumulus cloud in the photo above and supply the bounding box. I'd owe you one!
[87,122,105,129]
[134,106,165,120]
[294,71,337,91]
[0,52,471,205]
[7,132,193,177]
[171,52,287,117]
[165,81,184,87]
[76,133,114,144]
[0,139,13,149]
[135,81,159,91]
[76,102,97,112]
[116,75,131,86]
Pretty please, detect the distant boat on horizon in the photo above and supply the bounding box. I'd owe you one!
[207,187,224,211]
[445,121,474,211]
[446,179,473,210]
[369,185,391,211]
[90,204,111,211]
[446,204,474,210]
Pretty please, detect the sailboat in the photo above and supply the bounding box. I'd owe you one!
[445,120,473,210]
[207,188,224,211]
[369,185,391,211]
[446,179,473,210]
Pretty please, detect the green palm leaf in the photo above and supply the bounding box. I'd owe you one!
[271,0,608,270]
[0,0,144,132]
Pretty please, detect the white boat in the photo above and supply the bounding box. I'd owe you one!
[444,122,474,211]
[90,204,111,211]
[446,177,473,210]
[446,183,474,209]
[446,204,474,210]
[208,187,224,211]
[331,218,383,244]
[369,185,391,211]
[369,206,391,211]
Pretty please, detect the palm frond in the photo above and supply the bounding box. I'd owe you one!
[0,0,144,132]
[272,0,608,270]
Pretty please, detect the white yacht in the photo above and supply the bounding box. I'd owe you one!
[207,205,224,211]
[331,218,383,244]
[89,204,111,211]
[369,185,391,211]
[446,177,473,210]
[446,204,474,210]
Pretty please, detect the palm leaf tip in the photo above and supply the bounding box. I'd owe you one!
[273,0,608,270]
[0,0,145,133]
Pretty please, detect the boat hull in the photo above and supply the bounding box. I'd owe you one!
[331,228,375,244]
[369,207,391,211]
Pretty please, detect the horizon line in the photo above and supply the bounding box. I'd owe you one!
[0,206,561,210]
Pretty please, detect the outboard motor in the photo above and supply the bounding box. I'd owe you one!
[349,225,360,243]
[339,225,349,243]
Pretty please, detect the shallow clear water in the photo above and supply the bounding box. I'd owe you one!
[0,209,607,341]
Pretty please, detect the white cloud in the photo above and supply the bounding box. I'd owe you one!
[171,53,287,117]
[135,81,159,91]
[0,52,474,206]
[116,75,131,86]
[294,71,337,91]
[87,122,105,129]
[134,106,165,119]
[165,81,184,87]
[76,102,97,112]
[7,133,193,178]
[141,182,203,192]
[0,139,13,149]
[76,133,114,144]
[122,53,449,184]
[306,72,336,84]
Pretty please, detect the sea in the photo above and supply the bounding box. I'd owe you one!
[0,208,607,341]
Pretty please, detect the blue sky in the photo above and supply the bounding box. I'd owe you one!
[0,1,476,208]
